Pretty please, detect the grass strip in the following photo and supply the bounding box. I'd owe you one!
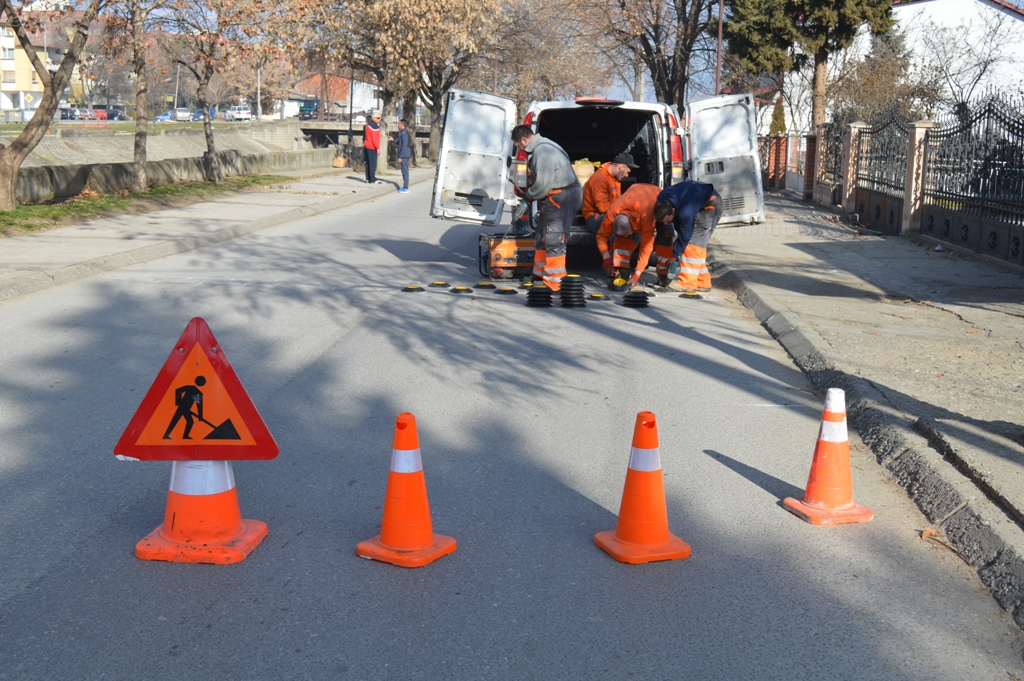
[0,174,295,237]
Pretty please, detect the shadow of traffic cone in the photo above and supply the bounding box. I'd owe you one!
[356,413,456,568]
[136,460,268,564]
[783,388,874,526]
[595,411,691,564]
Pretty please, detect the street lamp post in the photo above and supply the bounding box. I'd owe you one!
[715,0,724,96]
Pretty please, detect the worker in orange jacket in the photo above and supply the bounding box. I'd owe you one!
[596,183,661,287]
[582,153,638,233]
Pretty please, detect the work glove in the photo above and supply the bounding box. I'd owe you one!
[602,257,615,277]
[628,271,641,288]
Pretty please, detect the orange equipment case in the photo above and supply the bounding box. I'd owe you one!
[478,233,535,279]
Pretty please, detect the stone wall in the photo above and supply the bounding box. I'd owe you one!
[16,148,336,204]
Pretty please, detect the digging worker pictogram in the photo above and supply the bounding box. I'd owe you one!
[162,376,206,440]
[511,125,583,292]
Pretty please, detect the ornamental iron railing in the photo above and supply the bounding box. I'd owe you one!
[855,108,909,199]
[923,94,1024,228]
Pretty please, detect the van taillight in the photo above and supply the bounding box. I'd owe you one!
[668,113,678,129]
[670,134,684,184]
[523,111,534,126]
[514,148,528,188]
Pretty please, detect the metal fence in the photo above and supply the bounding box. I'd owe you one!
[855,109,909,199]
[923,94,1024,228]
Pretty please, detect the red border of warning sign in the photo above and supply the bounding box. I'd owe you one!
[114,317,279,461]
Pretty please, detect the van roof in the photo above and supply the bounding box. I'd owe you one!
[528,99,671,114]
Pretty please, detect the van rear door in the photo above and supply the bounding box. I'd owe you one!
[686,94,765,224]
[430,90,516,226]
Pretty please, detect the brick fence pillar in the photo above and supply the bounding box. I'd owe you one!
[901,119,936,235]
[842,122,867,213]
[803,134,816,200]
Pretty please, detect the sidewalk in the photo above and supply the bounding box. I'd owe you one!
[711,191,1024,627]
[0,165,436,301]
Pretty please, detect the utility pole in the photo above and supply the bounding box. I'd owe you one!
[256,66,261,121]
[715,0,724,95]
[173,64,180,108]
[348,64,354,145]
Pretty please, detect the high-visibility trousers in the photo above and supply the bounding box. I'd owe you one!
[676,243,710,289]
[653,244,674,277]
[532,184,582,291]
[611,235,636,270]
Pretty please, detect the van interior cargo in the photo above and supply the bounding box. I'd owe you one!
[535,107,661,186]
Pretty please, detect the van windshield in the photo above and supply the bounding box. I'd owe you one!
[535,107,662,185]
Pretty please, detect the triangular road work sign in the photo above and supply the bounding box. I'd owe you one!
[115,318,279,461]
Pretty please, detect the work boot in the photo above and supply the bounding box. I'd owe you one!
[657,275,669,288]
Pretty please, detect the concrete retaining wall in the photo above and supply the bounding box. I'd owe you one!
[16,148,336,204]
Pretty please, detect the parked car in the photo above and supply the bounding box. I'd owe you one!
[224,105,252,122]
[191,108,216,121]
[174,107,192,122]
[106,109,127,121]
[57,107,74,120]
[154,110,173,122]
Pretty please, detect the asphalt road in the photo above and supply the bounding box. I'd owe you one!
[0,189,1021,680]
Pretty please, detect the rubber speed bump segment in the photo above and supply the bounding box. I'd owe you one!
[595,411,691,564]
[783,388,874,526]
[356,413,456,568]
[495,287,518,295]
[589,293,611,301]
[681,291,702,299]
[474,281,497,289]
[519,282,534,289]
[526,284,553,307]
[623,290,650,308]
[401,285,425,292]
[609,277,629,292]
[559,274,586,308]
[428,281,450,288]
[451,286,473,294]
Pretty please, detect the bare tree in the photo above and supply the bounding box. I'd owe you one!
[0,0,105,211]
[916,10,1022,117]
[570,0,716,109]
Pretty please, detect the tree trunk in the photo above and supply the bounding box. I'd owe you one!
[811,47,828,129]
[130,0,148,192]
[196,76,221,183]
[428,99,442,163]
[378,91,397,177]
[402,87,417,166]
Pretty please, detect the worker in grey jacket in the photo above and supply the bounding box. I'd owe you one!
[511,125,582,292]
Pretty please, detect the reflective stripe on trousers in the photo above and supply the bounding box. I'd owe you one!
[653,244,674,276]
[612,236,636,269]
[675,244,709,289]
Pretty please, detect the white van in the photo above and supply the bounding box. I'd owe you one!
[683,94,765,224]
[430,91,685,243]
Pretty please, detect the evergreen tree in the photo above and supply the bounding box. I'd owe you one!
[769,95,787,135]
[725,0,893,127]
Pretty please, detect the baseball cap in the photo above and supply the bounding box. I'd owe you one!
[612,152,639,169]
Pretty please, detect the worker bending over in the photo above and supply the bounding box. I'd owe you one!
[581,153,638,234]
[511,125,583,292]
[653,180,722,292]
[596,183,661,288]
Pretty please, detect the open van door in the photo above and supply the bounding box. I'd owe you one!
[685,94,765,225]
[430,90,517,226]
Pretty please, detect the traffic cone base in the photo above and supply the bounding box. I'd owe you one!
[782,497,874,526]
[594,530,691,565]
[135,488,268,564]
[356,533,457,568]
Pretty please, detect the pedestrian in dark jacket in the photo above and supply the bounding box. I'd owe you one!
[363,112,382,184]
[390,119,412,193]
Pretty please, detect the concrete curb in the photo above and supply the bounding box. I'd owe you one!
[710,249,1024,630]
[0,171,434,303]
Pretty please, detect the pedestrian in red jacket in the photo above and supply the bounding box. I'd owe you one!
[363,112,382,184]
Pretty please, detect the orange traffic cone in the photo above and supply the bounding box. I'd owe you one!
[783,388,874,526]
[356,413,456,568]
[595,411,691,564]
[136,460,268,564]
